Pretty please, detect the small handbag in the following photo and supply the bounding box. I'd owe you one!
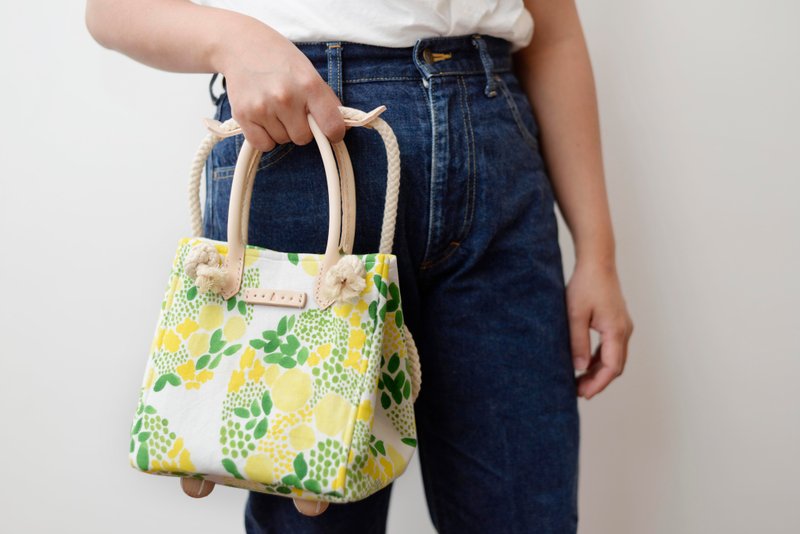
[128,105,421,511]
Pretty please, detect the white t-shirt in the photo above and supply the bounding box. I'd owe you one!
[192,0,534,52]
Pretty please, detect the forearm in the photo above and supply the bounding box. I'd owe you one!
[84,0,279,75]
[514,1,615,268]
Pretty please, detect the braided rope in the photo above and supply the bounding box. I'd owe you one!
[188,118,240,237]
[186,109,419,402]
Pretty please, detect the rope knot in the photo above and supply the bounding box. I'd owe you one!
[184,243,228,295]
[320,255,366,304]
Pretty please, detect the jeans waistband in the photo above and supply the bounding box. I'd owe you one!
[210,33,513,105]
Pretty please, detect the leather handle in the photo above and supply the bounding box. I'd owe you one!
[218,113,345,305]
[190,105,399,309]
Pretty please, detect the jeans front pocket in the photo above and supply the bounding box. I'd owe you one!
[493,71,541,153]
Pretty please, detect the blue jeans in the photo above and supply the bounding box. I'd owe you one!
[204,33,580,534]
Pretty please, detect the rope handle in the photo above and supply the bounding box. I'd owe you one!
[188,106,400,255]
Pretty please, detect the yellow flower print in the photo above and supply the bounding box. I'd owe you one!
[343,350,361,371]
[240,347,256,369]
[176,318,199,339]
[151,437,195,473]
[355,299,369,314]
[349,314,361,327]
[163,330,181,353]
[247,358,265,381]
[305,343,331,367]
[356,399,373,423]
[198,304,224,330]
[228,370,245,393]
[178,359,215,390]
[348,329,366,351]
[187,332,210,357]
[176,360,195,381]
[334,302,353,318]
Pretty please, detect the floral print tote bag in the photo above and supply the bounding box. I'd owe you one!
[128,106,421,508]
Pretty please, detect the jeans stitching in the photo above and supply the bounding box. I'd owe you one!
[456,75,477,244]
[494,74,540,152]
[420,78,438,269]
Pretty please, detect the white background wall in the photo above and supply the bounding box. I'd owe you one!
[1,1,797,532]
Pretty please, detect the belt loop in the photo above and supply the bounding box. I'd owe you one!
[325,42,344,102]
[470,34,498,98]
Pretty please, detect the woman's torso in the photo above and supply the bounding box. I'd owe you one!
[191,0,534,52]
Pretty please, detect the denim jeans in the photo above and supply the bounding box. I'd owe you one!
[204,33,579,534]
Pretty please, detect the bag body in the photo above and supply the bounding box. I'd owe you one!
[129,106,420,503]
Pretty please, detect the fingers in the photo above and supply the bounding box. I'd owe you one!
[237,118,276,153]
[568,305,592,371]
[230,73,345,152]
[306,83,347,143]
[180,477,215,498]
[576,323,629,399]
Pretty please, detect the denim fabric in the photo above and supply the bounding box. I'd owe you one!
[203,33,579,534]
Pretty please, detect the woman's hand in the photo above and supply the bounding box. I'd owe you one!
[566,260,634,399]
[216,26,347,152]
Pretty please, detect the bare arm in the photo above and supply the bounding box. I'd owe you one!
[515,0,634,399]
[85,0,346,149]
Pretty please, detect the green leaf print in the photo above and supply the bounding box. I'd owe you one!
[387,353,400,373]
[245,419,257,431]
[227,297,237,312]
[187,285,198,301]
[303,479,322,494]
[208,354,223,370]
[154,373,181,392]
[261,391,273,416]
[196,354,211,370]
[282,474,302,489]
[287,253,299,265]
[223,344,242,356]
[293,453,308,479]
[250,399,261,417]
[276,486,292,495]
[277,317,288,336]
[265,353,283,364]
[254,418,268,440]
[296,347,309,365]
[144,405,157,415]
[234,407,250,419]
[380,392,391,410]
[131,418,142,435]
[364,254,376,272]
[279,356,296,369]
[402,380,411,400]
[209,329,226,353]
[401,437,417,447]
[136,443,149,470]
[138,432,151,442]
[237,300,247,315]
[250,339,266,350]
[221,458,243,479]
[369,301,378,322]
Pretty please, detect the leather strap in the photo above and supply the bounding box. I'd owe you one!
[192,105,399,309]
